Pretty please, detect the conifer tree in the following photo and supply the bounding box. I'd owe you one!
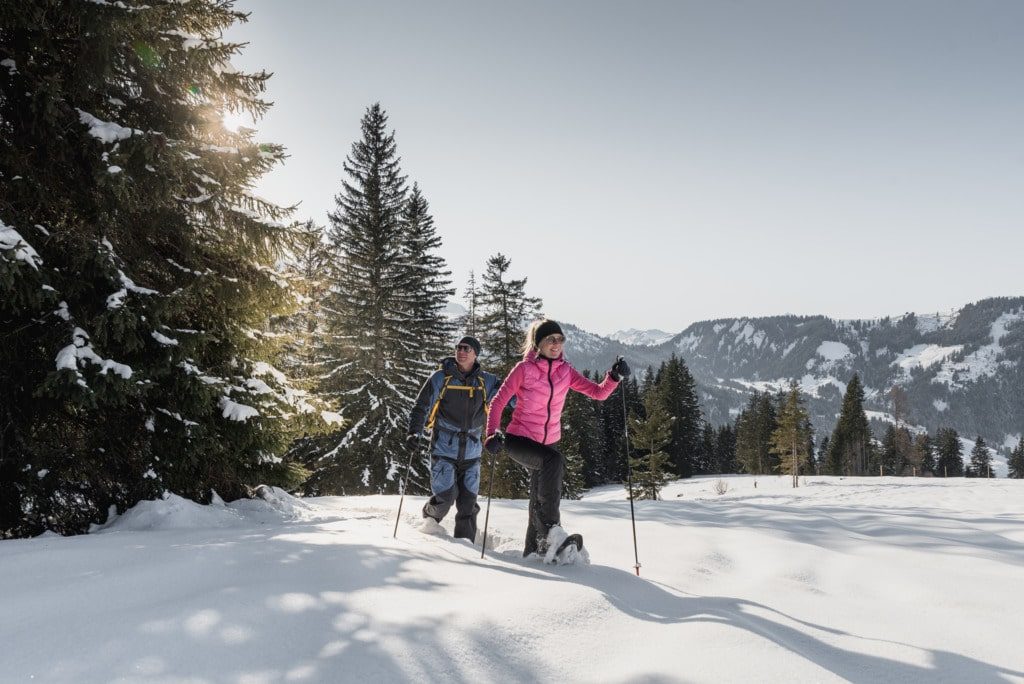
[909,433,935,476]
[1008,437,1024,479]
[695,422,717,475]
[561,379,605,490]
[769,384,812,487]
[825,374,871,475]
[935,427,964,477]
[735,392,778,475]
[398,183,455,368]
[716,424,738,474]
[308,104,451,495]
[877,424,900,476]
[475,253,542,498]
[816,436,830,476]
[967,436,993,478]
[627,394,674,500]
[653,355,703,478]
[276,219,333,382]
[476,253,542,375]
[460,270,479,337]
[1,0,321,537]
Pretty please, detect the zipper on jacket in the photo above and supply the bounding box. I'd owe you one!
[543,358,554,443]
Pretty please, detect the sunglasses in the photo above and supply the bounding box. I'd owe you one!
[455,344,476,353]
[541,334,566,345]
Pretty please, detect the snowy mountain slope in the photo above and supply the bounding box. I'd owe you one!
[563,297,1024,460]
[2,480,1023,683]
[607,328,675,346]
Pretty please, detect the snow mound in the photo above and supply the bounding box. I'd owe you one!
[95,487,315,533]
[96,493,247,532]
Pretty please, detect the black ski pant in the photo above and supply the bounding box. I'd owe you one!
[504,433,564,556]
[423,457,481,541]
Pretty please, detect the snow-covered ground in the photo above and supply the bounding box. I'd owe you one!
[3,476,1024,683]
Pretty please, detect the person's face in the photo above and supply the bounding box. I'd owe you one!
[455,343,477,366]
[538,333,565,358]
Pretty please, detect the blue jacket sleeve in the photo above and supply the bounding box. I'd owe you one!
[408,371,443,434]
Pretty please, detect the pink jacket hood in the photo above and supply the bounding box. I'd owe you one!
[486,350,619,445]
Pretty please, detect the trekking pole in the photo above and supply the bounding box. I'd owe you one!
[480,445,498,559]
[620,377,642,576]
[393,435,427,538]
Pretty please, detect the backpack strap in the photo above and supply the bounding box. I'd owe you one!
[425,375,454,432]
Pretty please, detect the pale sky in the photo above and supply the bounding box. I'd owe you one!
[225,1,1024,336]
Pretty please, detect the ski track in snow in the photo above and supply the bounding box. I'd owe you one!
[2,477,1024,683]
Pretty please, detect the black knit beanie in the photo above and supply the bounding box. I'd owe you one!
[533,320,564,346]
[457,336,482,356]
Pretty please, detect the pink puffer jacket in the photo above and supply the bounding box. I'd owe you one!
[486,350,619,445]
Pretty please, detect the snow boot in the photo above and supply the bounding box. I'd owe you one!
[543,526,589,565]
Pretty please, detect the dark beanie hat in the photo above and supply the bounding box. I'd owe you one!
[533,320,564,346]
[458,335,481,355]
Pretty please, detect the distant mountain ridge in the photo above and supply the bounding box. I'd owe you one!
[559,297,1024,466]
[607,328,675,346]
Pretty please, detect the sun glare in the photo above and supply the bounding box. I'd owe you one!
[221,109,255,133]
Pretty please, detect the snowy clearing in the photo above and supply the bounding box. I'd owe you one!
[1,476,1023,683]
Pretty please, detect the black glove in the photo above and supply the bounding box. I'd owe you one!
[406,431,422,446]
[484,432,505,454]
[609,356,631,381]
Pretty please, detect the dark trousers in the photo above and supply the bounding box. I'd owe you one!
[424,457,481,541]
[504,433,564,556]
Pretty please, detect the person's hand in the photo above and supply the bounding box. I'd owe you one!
[610,356,631,381]
[484,432,505,454]
[406,432,422,446]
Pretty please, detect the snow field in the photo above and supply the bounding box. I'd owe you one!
[1,477,1023,682]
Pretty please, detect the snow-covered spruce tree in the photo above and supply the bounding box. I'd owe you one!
[305,104,453,495]
[0,0,320,538]
[1008,437,1024,479]
[476,252,542,498]
[825,373,871,475]
[769,383,813,487]
[966,436,993,478]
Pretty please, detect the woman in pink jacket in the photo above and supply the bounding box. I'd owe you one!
[484,319,630,561]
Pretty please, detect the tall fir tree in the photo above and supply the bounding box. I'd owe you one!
[627,393,674,500]
[876,421,909,475]
[825,373,871,475]
[398,183,455,368]
[935,427,964,477]
[307,104,452,495]
[735,392,778,475]
[715,424,738,474]
[769,384,813,487]
[459,269,479,337]
[476,253,542,375]
[475,253,542,499]
[1008,437,1024,479]
[1,0,320,537]
[816,436,830,476]
[909,432,935,476]
[275,219,333,383]
[560,378,606,491]
[653,355,703,478]
[967,436,993,478]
